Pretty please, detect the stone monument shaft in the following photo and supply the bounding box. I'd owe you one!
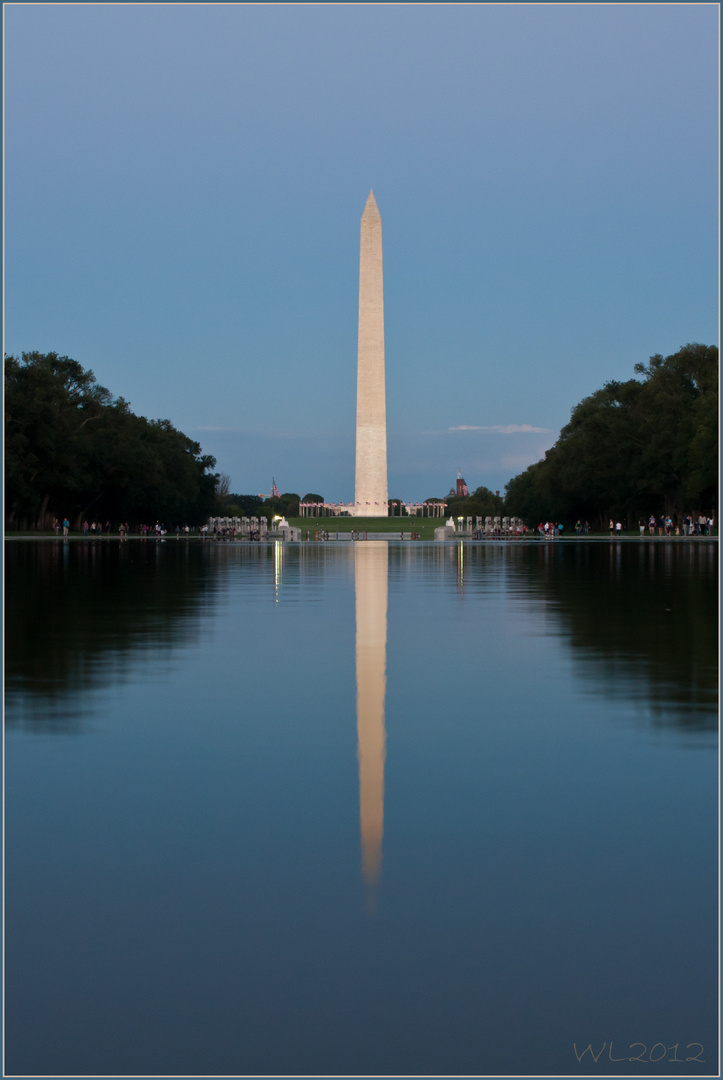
[355,190,388,516]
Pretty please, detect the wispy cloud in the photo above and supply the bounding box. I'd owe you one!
[449,424,554,434]
[191,426,246,432]
[190,426,335,440]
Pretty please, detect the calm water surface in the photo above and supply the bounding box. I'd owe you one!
[5,539,718,1077]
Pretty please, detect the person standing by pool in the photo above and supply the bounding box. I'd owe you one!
[62,517,69,537]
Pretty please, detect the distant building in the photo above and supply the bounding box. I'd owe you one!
[454,471,469,498]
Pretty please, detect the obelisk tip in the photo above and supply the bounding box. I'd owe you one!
[362,189,381,221]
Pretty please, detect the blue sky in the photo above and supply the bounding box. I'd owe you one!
[4,4,718,502]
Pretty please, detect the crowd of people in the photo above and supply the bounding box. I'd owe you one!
[47,514,716,540]
[536,522,570,537]
[523,516,714,538]
[51,519,198,539]
[634,514,715,536]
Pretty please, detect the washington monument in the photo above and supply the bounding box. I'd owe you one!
[354,190,388,516]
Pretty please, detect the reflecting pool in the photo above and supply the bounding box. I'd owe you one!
[5,539,719,1076]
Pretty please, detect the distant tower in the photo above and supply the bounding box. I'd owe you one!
[354,190,388,517]
[456,471,468,498]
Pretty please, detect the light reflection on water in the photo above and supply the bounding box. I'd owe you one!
[4,538,719,1076]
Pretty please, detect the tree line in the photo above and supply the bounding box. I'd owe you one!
[221,491,320,519]
[504,343,718,528]
[6,343,717,532]
[5,352,218,530]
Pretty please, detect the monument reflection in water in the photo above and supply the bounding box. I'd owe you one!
[355,542,387,906]
[275,536,390,902]
[5,538,718,1078]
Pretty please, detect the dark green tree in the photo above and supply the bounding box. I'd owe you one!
[278,492,300,516]
[443,485,505,520]
[504,344,718,527]
[227,494,265,516]
[5,351,218,528]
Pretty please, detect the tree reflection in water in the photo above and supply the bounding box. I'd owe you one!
[6,538,716,739]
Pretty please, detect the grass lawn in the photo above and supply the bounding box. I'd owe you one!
[286,517,442,540]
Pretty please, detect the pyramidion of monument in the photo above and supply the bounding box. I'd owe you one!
[361,189,381,221]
